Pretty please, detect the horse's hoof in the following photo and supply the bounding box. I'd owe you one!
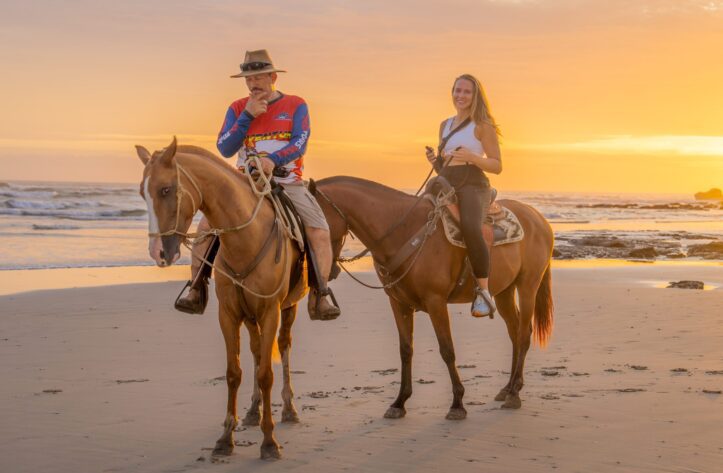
[384,406,406,419]
[212,441,233,457]
[260,442,281,460]
[242,411,260,426]
[281,409,300,423]
[494,389,509,402]
[445,407,467,421]
[501,394,522,409]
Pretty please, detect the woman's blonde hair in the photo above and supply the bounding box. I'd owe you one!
[453,74,501,136]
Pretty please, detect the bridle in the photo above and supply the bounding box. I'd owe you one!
[145,154,291,299]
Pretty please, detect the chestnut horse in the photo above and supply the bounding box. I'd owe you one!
[313,176,554,417]
[136,138,307,460]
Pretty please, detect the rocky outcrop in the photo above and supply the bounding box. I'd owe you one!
[688,241,723,259]
[694,188,722,200]
[628,247,658,259]
[552,233,722,260]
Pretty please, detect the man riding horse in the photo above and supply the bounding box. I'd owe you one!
[176,49,340,321]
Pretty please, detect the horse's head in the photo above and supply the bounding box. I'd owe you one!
[136,137,197,267]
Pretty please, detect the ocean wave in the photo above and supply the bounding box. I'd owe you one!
[0,190,57,199]
[0,207,146,220]
[3,199,111,210]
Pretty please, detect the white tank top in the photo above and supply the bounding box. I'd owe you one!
[441,118,484,156]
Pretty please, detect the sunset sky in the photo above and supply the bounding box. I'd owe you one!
[1,0,721,193]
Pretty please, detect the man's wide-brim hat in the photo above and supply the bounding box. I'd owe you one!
[230,49,287,78]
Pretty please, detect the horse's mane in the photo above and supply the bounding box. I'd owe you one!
[317,176,416,201]
[174,144,247,186]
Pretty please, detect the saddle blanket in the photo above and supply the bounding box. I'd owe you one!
[441,203,524,248]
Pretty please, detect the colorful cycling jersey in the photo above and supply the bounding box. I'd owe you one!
[216,92,309,184]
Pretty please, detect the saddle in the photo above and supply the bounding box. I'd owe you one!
[271,182,340,315]
[423,177,525,303]
[424,176,524,249]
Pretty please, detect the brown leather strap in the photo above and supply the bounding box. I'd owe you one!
[220,218,280,280]
[376,222,429,276]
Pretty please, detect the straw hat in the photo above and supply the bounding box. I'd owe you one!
[230,49,287,78]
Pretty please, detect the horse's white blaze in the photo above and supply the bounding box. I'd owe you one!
[143,175,160,234]
[143,175,164,265]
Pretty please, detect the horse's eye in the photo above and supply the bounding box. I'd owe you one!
[161,187,172,196]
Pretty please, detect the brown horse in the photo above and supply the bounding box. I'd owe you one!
[136,138,307,460]
[313,176,554,417]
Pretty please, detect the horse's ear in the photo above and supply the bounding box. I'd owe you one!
[158,136,178,167]
[135,145,152,165]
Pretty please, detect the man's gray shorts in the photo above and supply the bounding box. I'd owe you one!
[280,182,329,231]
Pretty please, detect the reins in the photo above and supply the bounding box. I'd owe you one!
[317,185,455,290]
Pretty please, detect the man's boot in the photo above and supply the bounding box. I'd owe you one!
[307,287,341,321]
[174,236,220,315]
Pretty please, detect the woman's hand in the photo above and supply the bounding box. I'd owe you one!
[425,146,436,164]
[445,146,479,165]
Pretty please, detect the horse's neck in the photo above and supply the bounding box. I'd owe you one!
[335,184,422,254]
[181,156,272,241]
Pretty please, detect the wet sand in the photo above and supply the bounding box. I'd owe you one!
[1,263,722,472]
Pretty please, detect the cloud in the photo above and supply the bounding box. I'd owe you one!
[514,135,723,156]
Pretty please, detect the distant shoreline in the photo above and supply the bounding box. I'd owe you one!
[0,259,720,297]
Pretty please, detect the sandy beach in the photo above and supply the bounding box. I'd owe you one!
[1,262,722,473]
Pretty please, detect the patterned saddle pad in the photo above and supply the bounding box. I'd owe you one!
[441,203,524,248]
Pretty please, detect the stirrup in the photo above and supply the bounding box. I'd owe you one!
[471,287,495,319]
[309,287,341,321]
[174,280,209,315]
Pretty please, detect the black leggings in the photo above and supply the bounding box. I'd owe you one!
[457,185,492,278]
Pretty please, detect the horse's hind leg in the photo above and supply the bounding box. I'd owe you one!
[242,319,261,426]
[503,282,537,410]
[279,305,299,423]
[427,298,466,420]
[213,305,242,456]
[493,285,520,402]
[384,297,414,419]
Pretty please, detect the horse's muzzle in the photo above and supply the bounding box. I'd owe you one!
[161,235,182,267]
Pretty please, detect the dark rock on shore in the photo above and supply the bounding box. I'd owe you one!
[628,247,658,259]
[552,232,722,261]
[688,241,723,259]
[667,281,704,289]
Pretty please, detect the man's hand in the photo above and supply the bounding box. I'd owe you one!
[258,153,275,175]
[244,90,269,117]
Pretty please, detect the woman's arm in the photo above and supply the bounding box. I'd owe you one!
[445,122,502,174]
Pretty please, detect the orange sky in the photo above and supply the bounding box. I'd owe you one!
[1,0,721,193]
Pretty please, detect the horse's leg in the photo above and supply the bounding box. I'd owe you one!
[279,305,299,423]
[258,310,281,460]
[502,282,537,409]
[384,297,414,419]
[212,306,242,456]
[241,319,262,426]
[492,285,520,402]
[427,298,466,420]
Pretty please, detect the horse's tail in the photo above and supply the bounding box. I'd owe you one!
[533,264,554,347]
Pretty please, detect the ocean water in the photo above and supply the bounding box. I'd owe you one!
[0,180,721,270]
